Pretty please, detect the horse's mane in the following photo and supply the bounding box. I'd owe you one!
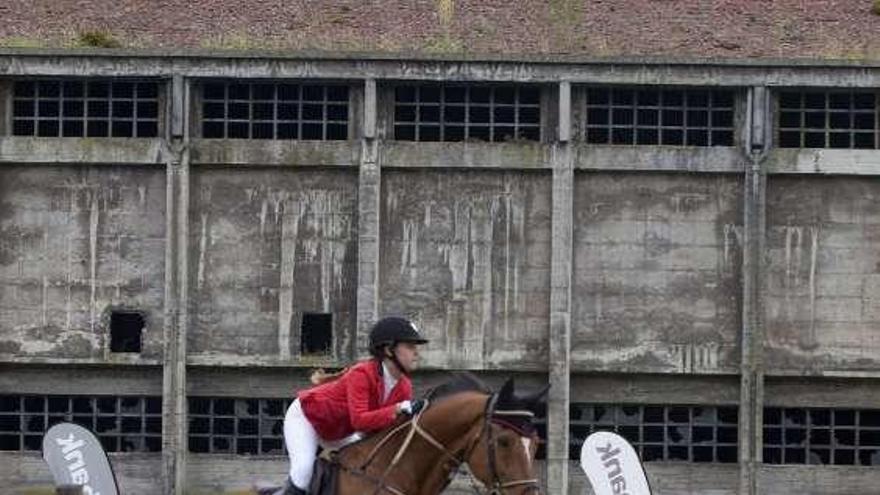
[423,372,492,402]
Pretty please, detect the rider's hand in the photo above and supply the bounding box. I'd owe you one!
[409,399,426,415]
[397,399,426,416]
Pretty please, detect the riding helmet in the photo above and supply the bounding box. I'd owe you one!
[368,316,428,356]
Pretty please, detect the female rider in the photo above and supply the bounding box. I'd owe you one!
[280,316,428,495]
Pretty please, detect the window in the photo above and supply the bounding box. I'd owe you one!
[393,84,541,142]
[12,79,160,138]
[0,395,162,452]
[201,82,349,140]
[188,397,289,455]
[777,90,877,149]
[109,310,145,353]
[301,313,332,355]
[764,407,880,465]
[570,404,738,462]
[583,87,735,146]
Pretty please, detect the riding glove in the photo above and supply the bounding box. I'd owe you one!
[398,399,426,415]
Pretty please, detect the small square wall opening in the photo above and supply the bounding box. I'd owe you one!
[301,313,332,355]
[110,311,144,353]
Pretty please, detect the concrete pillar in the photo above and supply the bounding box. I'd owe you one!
[739,86,769,495]
[547,81,573,495]
[356,78,381,357]
[162,76,190,495]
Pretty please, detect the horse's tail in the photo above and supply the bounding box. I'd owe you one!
[310,367,349,385]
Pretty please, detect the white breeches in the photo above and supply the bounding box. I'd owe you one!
[283,399,364,489]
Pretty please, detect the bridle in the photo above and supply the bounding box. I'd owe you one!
[344,393,542,495]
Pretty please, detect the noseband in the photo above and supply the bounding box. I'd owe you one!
[352,393,541,495]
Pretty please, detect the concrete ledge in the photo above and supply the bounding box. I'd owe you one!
[382,141,550,169]
[571,373,740,404]
[0,137,166,165]
[0,355,163,366]
[574,145,745,173]
[5,54,880,87]
[759,465,880,495]
[767,148,880,175]
[190,139,359,167]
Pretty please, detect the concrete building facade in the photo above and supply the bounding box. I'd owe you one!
[2,4,880,494]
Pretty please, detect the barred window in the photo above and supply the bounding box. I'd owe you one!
[777,91,877,149]
[12,80,160,138]
[583,88,735,146]
[0,395,162,453]
[393,84,541,142]
[764,407,880,465]
[570,404,738,462]
[201,82,349,140]
[188,397,289,455]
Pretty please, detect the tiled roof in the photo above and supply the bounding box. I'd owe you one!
[2,0,880,61]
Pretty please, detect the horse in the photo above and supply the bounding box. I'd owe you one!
[260,373,548,495]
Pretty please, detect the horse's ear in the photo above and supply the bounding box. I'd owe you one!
[521,383,550,407]
[498,377,515,399]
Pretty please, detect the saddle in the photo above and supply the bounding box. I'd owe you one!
[307,451,340,495]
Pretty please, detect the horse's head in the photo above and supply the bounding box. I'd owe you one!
[463,378,550,494]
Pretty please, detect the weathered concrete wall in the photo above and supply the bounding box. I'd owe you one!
[379,170,552,369]
[187,168,358,361]
[571,172,744,373]
[765,176,880,373]
[0,165,166,360]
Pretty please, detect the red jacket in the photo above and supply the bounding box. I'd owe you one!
[298,359,412,441]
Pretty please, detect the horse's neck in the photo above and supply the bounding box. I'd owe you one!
[341,392,487,494]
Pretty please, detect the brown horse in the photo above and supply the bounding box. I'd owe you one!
[265,373,548,495]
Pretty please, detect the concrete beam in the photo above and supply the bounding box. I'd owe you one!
[190,139,359,167]
[0,137,166,164]
[739,85,769,495]
[574,145,745,173]
[161,78,191,495]
[381,141,550,169]
[356,79,381,358]
[546,82,573,495]
[766,148,880,175]
[6,53,880,87]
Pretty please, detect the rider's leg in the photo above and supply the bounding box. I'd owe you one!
[283,399,319,492]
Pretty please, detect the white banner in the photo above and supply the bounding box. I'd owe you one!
[42,422,119,495]
[580,431,652,495]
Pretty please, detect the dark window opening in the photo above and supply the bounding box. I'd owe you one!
[12,79,160,138]
[764,407,880,465]
[110,311,144,353]
[583,87,736,147]
[201,81,349,140]
[393,83,541,142]
[301,313,332,355]
[778,90,878,149]
[570,404,739,463]
[0,395,161,452]
[188,397,290,455]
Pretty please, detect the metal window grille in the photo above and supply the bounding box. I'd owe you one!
[188,397,290,455]
[777,90,878,149]
[12,80,160,138]
[201,82,349,140]
[0,395,162,453]
[583,88,735,146]
[763,407,880,465]
[393,84,541,142]
[569,404,738,463]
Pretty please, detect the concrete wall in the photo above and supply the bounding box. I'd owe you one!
[4,53,880,494]
[572,172,743,373]
[765,176,880,373]
[379,170,551,369]
[187,168,358,361]
[0,164,166,361]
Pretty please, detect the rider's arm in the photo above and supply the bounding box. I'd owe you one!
[345,367,401,432]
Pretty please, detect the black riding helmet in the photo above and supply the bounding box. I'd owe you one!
[368,316,428,360]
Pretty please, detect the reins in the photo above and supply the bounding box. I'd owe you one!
[336,394,542,495]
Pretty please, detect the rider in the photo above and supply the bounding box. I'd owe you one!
[280,316,429,495]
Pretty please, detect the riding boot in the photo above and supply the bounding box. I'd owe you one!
[274,478,308,495]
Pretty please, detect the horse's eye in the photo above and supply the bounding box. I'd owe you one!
[497,437,512,448]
